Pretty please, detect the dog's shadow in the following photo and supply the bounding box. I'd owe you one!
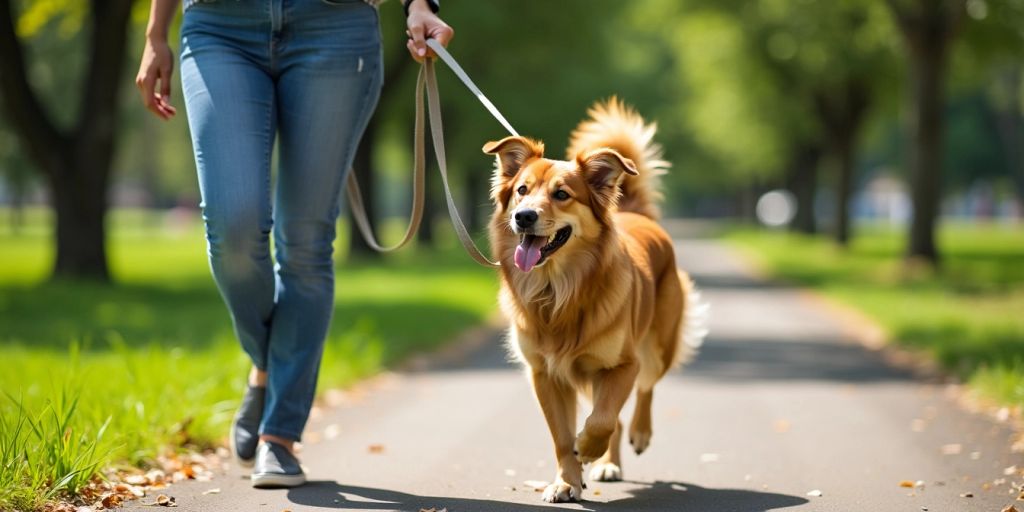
[287,479,808,511]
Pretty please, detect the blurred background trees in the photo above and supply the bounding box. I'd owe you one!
[1,0,1022,280]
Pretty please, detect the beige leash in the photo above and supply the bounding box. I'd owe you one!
[345,39,514,268]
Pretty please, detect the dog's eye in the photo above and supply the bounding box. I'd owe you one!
[553,190,570,201]
[517,185,528,195]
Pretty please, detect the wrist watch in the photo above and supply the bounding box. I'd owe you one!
[404,0,440,16]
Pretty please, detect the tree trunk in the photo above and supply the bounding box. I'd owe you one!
[417,137,437,246]
[905,41,947,265]
[786,145,821,234]
[833,138,854,246]
[49,158,111,280]
[347,117,379,259]
[887,0,961,266]
[0,0,133,281]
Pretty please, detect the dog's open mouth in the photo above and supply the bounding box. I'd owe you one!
[514,226,572,272]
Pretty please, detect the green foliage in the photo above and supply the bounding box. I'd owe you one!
[0,387,111,511]
[727,223,1024,410]
[0,208,497,510]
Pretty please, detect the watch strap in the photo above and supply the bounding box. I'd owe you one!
[404,0,439,16]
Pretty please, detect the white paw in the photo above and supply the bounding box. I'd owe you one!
[589,462,622,482]
[542,480,582,503]
[629,430,651,455]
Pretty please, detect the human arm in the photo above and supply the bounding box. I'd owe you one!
[404,0,453,62]
[135,0,180,120]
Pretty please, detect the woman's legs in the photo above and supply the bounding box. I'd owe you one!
[258,0,384,444]
[180,13,277,375]
[181,0,383,458]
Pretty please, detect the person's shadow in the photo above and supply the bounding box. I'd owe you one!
[287,479,808,512]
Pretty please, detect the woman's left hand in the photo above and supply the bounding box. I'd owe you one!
[405,0,454,62]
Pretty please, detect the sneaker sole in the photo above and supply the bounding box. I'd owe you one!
[251,472,307,488]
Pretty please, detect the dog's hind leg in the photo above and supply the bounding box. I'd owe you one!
[589,419,624,481]
[629,388,654,455]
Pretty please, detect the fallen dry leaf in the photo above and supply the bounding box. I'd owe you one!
[1007,466,1020,476]
[899,480,915,488]
[959,492,974,498]
[593,489,601,496]
[806,489,823,497]
[100,493,123,509]
[202,488,220,495]
[1003,506,1019,512]
[368,444,385,454]
[155,494,176,507]
[124,474,149,486]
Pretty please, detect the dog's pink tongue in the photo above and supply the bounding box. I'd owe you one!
[514,235,545,272]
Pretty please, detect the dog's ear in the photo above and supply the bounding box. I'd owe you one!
[578,148,637,198]
[482,136,544,179]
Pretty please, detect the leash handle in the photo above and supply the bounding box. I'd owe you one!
[345,41,505,268]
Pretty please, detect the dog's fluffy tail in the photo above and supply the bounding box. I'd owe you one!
[674,272,709,368]
[567,97,668,220]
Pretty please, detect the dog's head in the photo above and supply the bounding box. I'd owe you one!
[483,136,637,273]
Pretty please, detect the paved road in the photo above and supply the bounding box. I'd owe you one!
[135,237,1024,511]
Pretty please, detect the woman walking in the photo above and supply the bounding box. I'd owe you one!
[135,0,452,488]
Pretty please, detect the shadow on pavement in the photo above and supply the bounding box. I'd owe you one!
[684,337,913,383]
[287,480,808,512]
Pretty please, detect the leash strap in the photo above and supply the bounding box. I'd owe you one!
[423,58,501,267]
[345,40,511,267]
[345,67,426,253]
[425,39,518,137]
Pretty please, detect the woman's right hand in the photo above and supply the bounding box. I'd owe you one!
[135,38,177,120]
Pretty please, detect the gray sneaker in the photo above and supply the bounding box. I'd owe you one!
[251,441,306,488]
[230,386,265,467]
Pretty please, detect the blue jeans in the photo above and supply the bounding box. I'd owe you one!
[179,0,383,441]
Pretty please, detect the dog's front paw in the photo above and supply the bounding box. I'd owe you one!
[542,479,583,503]
[574,428,611,464]
[629,426,652,455]
[589,462,622,482]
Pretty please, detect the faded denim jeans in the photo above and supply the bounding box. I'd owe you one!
[179,0,383,441]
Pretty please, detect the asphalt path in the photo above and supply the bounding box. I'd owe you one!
[130,236,1024,512]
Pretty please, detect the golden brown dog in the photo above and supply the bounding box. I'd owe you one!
[483,99,707,503]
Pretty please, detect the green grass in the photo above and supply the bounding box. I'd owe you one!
[727,222,1024,411]
[0,208,498,510]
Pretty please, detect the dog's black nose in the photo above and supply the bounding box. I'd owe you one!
[514,209,538,229]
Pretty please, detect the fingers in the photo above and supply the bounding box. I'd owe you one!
[430,24,454,47]
[408,23,427,61]
[159,63,173,103]
[135,69,176,120]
